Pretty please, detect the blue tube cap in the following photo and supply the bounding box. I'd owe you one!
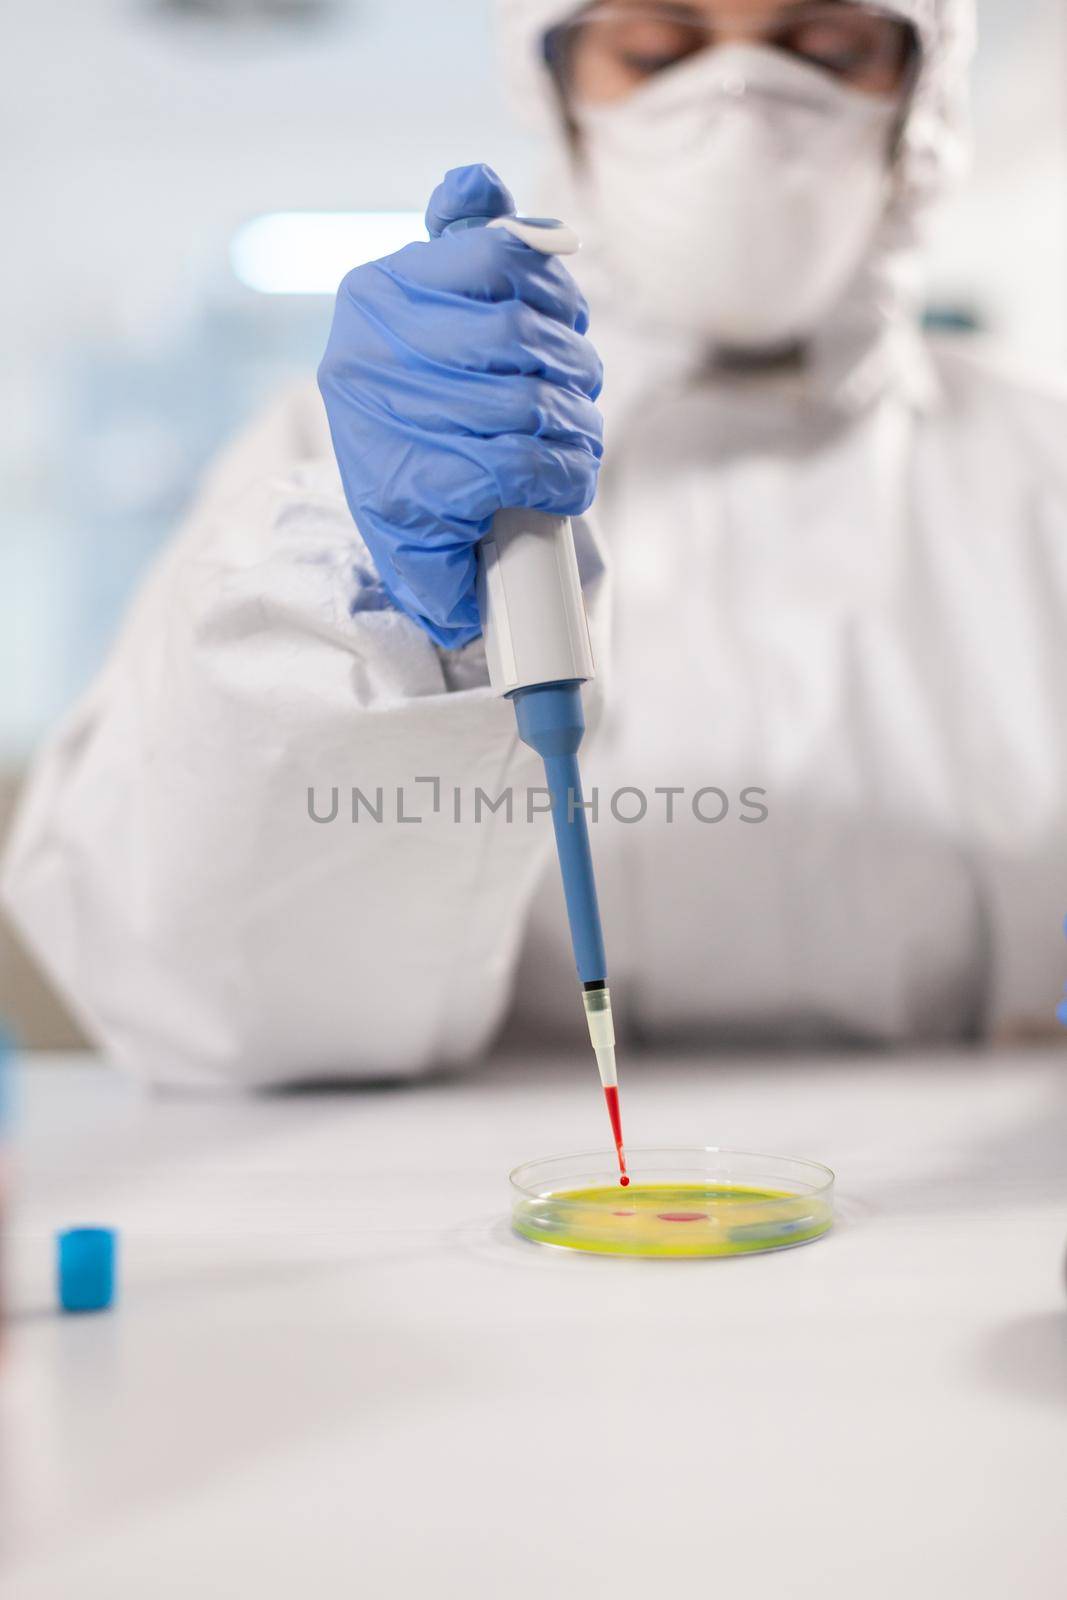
[57,1227,117,1314]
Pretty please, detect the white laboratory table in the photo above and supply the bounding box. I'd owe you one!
[1,1047,1065,1599]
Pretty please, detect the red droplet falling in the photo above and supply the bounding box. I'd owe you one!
[603,1084,629,1187]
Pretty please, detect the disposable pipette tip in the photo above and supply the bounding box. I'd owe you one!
[593,1044,616,1090]
[595,1050,629,1182]
[582,988,628,1184]
[602,1083,629,1187]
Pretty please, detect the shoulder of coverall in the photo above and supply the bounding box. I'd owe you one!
[194,379,334,513]
[923,334,1067,501]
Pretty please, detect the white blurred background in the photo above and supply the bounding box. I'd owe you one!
[0,0,1065,761]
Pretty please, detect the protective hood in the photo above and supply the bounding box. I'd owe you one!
[493,0,976,416]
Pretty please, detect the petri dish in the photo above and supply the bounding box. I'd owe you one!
[510,1147,834,1258]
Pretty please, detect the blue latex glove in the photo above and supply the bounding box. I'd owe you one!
[318,164,604,649]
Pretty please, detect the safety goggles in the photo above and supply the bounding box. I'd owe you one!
[544,1,921,103]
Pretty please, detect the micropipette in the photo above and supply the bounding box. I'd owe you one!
[446,211,628,1184]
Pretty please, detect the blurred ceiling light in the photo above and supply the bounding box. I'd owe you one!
[230,212,425,294]
[158,0,338,23]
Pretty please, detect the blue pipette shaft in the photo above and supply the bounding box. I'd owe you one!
[541,752,605,985]
[512,682,606,986]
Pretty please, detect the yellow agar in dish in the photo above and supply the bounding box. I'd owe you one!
[512,1180,833,1258]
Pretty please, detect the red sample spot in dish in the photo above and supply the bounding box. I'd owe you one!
[657,1212,707,1223]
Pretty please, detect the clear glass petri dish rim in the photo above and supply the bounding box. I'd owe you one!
[510,1146,835,1201]
[510,1147,835,1257]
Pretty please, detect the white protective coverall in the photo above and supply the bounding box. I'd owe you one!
[4,0,1067,1087]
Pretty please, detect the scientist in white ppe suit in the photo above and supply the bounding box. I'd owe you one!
[5,0,1067,1088]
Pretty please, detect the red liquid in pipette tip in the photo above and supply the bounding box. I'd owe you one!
[603,1084,630,1186]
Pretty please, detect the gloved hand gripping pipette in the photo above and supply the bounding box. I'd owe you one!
[448,213,628,1184]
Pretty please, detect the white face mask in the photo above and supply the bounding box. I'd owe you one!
[571,42,900,352]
